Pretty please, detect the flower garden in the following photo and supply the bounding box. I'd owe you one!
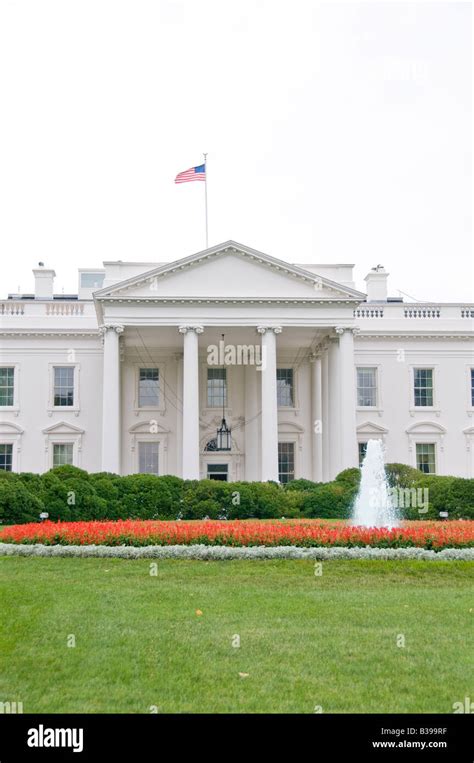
[1,518,473,550]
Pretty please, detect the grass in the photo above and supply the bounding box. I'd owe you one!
[0,557,472,713]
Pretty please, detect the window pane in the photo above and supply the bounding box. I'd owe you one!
[80,272,104,288]
[0,367,14,407]
[278,442,295,483]
[207,464,228,481]
[357,368,376,406]
[277,369,294,407]
[0,444,13,471]
[414,368,433,406]
[416,443,436,474]
[207,368,227,408]
[358,442,368,467]
[54,367,74,406]
[53,443,73,467]
[138,442,159,474]
[139,368,159,407]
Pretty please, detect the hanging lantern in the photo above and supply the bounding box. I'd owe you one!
[215,333,231,451]
[216,417,231,451]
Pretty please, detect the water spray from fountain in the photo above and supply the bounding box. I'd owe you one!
[351,439,400,528]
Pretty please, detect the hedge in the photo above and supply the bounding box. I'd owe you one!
[0,463,472,524]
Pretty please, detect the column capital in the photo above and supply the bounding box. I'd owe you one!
[256,325,282,335]
[99,323,124,336]
[178,325,204,335]
[335,325,359,336]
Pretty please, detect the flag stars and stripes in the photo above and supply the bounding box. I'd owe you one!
[175,164,206,183]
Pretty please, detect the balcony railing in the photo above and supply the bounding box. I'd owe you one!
[353,304,474,320]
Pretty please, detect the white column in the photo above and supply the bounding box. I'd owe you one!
[101,324,123,474]
[244,363,259,481]
[257,325,281,482]
[328,336,341,479]
[179,325,203,480]
[310,353,323,481]
[336,326,358,470]
[175,353,183,477]
[321,345,329,481]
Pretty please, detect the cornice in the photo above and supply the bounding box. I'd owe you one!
[0,331,101,338]
[356,332,473,341]
[94,296,362,305]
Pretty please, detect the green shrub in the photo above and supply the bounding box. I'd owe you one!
[386,463,423,488]
[335,468,361,487]
[116,475,176,519]
[302,483,357,519]
[283,478,320,492]
[0,462,472,524]
[0,479,44,524]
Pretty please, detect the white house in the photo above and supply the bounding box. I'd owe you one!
[1,241,473,481]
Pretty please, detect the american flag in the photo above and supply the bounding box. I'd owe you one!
[175,163,206,184]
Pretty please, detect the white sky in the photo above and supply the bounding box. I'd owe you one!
[0,1,471,302]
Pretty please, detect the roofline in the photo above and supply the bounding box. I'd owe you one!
[93,240,367,300]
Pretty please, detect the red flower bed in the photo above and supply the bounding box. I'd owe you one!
[1,519,473,550]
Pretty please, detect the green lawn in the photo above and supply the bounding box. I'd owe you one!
[0,557,472,713]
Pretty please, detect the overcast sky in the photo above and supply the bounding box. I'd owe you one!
[0,1,471,301]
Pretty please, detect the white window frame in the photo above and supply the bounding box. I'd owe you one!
[206,463,230,481]
[415,442,437,475]
[278,440,296,483]
[132,363,166,416]
[406,421,445,473]
[276,360,300,413]
[42,421,84,469]
[0,364,20,415]
[52,442,75,468]
[356,366,379,410]
[129,421,169,475]
[201,361,233,415]
[48,363,81,417]
[0,421,23,471]
[409,365,439,415]
[137,440,160,475]
[467,366,474,414]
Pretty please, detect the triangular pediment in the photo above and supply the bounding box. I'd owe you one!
[42,421,85,435]
[357,421,389,435]
[95,241,365,302]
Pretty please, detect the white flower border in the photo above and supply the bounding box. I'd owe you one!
[0,543,473,561]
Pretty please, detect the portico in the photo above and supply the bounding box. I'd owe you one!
[98,318,360,482]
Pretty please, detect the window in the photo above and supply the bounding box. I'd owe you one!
[80,272,104,289]
[277,368,294,407]
[358,442,368,467]
[0,444,13,471]
[207,368,227,408]
[207,464,228,481]
[471,369,474,407]
[54,367,74,407]
[414,368,433,407]
[357,368,377,407]
[53,443,74,467]
[0,368,14,407]
[139,368,159,407]
[138,442,159,475]
[416,443,436,474]
[278,442,295,483]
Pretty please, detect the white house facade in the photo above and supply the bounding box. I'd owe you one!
[1,241,473,481]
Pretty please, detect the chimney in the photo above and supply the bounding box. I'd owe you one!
[364,265,389,302]
[33,264,56,300]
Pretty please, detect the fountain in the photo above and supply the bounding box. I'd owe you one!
[351,439,400,528]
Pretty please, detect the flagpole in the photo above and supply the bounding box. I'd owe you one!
[203,152,208,248]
